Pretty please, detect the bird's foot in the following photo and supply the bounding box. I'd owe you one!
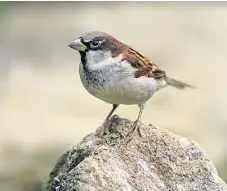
[124,119,141,144]
[95,118,116,138]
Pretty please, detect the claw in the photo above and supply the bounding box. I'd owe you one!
[95,104,119,138]
[123,119,141,144]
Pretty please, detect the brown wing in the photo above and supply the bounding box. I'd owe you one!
[122,46,166,79]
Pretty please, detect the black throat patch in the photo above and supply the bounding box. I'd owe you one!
[79,51,89,71]
[80,51,87,64]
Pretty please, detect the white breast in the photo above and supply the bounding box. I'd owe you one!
[79,54,166,105]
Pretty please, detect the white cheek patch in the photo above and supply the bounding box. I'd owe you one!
[86,50,112,66]
[86,50,99,62]
[86,50,122,71]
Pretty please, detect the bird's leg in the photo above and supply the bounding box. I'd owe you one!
[98,104,119,137]
[126,104,145,141]
[104,104,119,123]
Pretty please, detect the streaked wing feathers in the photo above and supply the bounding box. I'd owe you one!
[122,46,166,79]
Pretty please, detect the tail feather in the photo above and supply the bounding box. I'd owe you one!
[164,76,195,89]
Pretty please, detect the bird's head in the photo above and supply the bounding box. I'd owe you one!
[69,31,124,64]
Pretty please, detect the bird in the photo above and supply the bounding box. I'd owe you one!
[68,31,194,139]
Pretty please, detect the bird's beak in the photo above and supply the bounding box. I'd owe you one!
[68,38,87,51]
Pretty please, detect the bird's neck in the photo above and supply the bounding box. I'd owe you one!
[80,50,111,69]
[80,50,124,72]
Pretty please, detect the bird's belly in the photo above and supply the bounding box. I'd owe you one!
[80,70,160,105]
[92,87,153,105]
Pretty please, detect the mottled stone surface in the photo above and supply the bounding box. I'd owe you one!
[44,116,227,191]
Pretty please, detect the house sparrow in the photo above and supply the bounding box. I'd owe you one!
[69,31,194,139]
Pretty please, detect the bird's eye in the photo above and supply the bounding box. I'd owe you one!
[90,41,100,48]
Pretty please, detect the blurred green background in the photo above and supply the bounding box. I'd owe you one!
[0,2,227,190]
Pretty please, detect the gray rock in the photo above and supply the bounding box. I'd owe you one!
[44,116,227,191]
